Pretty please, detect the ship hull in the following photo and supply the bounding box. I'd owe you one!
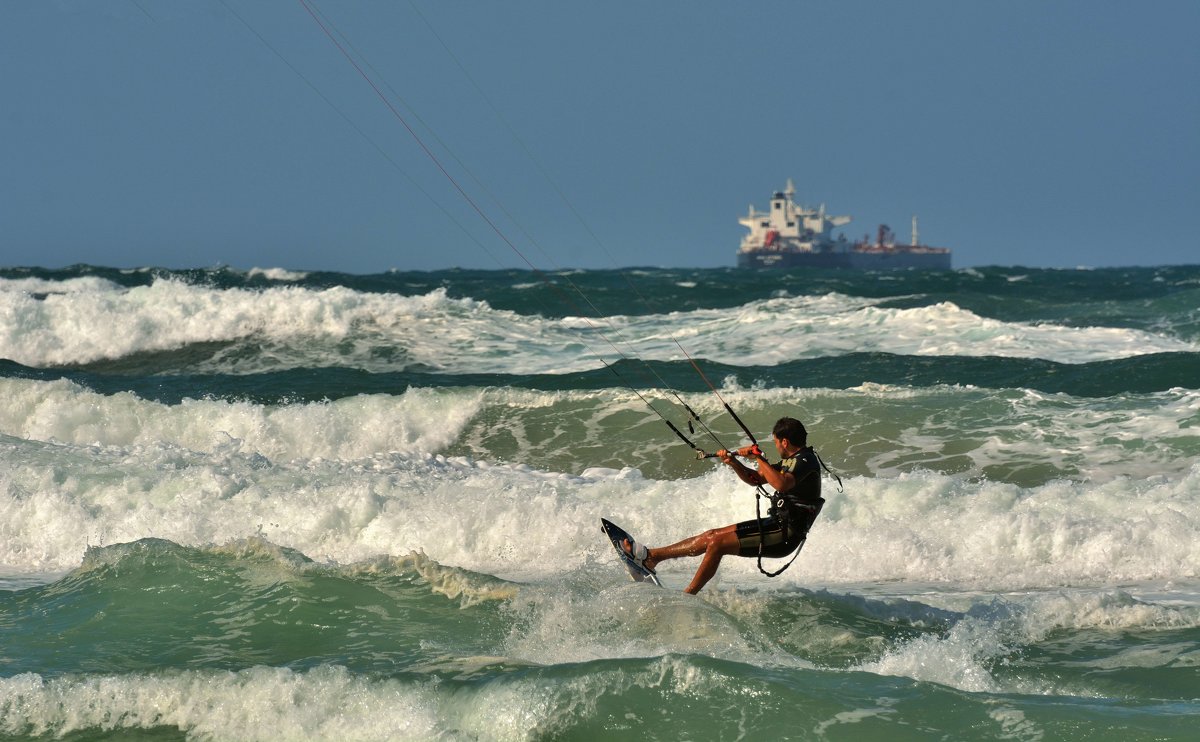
[737,250,951,270]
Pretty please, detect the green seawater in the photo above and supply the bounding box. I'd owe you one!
[3,540,1198,741]
[2,265,1198,740]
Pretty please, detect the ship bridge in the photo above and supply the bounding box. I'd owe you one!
[738,179,851,253]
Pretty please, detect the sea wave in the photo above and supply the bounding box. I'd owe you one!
[2,389,1197,590]
[1,278,1195,373]
[2,377,1195,486]
[4,536,1198,721]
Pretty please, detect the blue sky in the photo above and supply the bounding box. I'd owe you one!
[2,1,1197,272]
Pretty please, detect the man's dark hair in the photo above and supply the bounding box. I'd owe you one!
[773,417,807,446]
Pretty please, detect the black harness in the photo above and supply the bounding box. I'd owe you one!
[755,448,843,577]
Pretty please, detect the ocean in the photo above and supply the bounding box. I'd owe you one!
[0,263,1197,741]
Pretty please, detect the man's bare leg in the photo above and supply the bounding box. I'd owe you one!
[628,524,741,594]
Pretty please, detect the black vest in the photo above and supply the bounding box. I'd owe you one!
[773,446,824,513]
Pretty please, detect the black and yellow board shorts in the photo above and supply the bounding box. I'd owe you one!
[735,503,822,558]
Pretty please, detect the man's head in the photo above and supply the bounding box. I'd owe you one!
[772,417,807,452]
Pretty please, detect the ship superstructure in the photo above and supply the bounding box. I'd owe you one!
[737,179,952,269]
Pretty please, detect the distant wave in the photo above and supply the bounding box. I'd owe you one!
[1,279,1194,372]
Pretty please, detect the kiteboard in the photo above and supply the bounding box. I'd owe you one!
[600,518,662,587]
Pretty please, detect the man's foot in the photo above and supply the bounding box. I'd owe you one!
[621,537,658,573]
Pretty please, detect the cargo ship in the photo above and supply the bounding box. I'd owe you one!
[737,180,952,269]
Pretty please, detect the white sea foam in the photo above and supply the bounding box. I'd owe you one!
[0,378,477,459]
[2,393,1198,597]
[0,666,449,741]
[0,275,121,295]
[0,281,1193,371]
[1,376,1197,584]
[850,583,1200,698]
[0,655,823,742]
[630,296,1197,366]
[796,466,1200,590]
[0,281,502,370]
[856,618,1009,694]
[246,266,308,281]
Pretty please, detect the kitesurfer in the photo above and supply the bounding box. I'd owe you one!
[623,417,824,594]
